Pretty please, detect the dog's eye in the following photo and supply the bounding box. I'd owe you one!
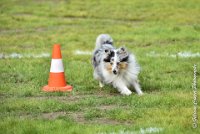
[117,62,120,65]
[110,62,113,65]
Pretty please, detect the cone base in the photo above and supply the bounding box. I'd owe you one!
[42,85,73,92]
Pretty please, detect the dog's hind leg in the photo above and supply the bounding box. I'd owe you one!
[93,70,104,88]
[132,80,143,95]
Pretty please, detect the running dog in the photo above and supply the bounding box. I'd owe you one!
[92,34,143,96]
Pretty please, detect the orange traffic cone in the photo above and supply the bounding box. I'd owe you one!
[42,44,73,92]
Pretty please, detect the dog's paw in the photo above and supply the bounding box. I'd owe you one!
[137,91,144,96]
[121,90,132,96]
[138,92,144,96]
[99,82,104,88]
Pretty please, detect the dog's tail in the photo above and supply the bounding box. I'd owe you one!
[95,34,113,49]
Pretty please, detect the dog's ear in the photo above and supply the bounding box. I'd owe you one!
[117,46,127,53]
[120,55,129,62]
[117,46,128,54]
[118,46,129,62]
[120,46,126,52]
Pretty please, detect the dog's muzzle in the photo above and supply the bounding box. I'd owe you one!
[113,70,117,75]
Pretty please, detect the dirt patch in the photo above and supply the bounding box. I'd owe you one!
[141,42,152,47]
[0,93,7,98]
[26,95,81,102]
[67,112,85,123]
[42,112,66,120]
[66,112,132,125]
[98,105,118,110]
[97,104,129,111]
[67,103,132,125]
[26,93,116,103]
[93,118,120,125]
[93,118,132,125]
[23,106,132,125]
[18,113,34,119]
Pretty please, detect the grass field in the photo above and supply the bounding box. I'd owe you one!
[0,0,200,133]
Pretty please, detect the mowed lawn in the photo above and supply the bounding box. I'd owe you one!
[0,0,200,134]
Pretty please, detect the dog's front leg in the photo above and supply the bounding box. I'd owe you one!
[132,80,143,95]
[99,81,104,88]
[115,81,132,96]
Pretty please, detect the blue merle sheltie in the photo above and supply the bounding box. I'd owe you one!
[92,34,143,96]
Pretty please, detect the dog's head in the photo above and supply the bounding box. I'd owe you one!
[103,47,129,75]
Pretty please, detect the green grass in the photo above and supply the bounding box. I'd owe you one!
[0,0,200,133]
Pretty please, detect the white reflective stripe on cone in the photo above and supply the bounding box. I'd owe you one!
[50,59,64,73]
